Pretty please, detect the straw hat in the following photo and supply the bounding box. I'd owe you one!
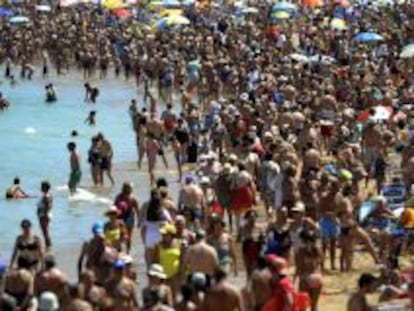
[148,264,167,279]
[105,205,120,217]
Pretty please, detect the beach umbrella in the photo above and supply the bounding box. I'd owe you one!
[330,17,347,30]
[182,0,195,5]
[35,4,52,11]
[154,15,190,29]
[400,43,414,59]
[289,53,309,62]
[112,8,133,17]
[272,10,290,19]
[9,16,29,24]
[308,55,336,64]
[103,0,128,9]
[354,32,384,43]
[302,0,323,8]
[0,7,13,17]
[147,0,180,8]
[159,8,183,17]
[357,106,393,122]
[272,2,296,12]
[241,7,259,14]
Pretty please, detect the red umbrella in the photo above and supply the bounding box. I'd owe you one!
[112,9,132,17]
[357,106,393,122]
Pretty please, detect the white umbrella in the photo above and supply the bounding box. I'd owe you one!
[400,43,414,59]
[35,4,52,11]
[289,53,309,62]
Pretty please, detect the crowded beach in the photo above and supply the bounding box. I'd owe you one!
[1,0,414,310]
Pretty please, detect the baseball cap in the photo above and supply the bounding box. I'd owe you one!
[291,201,305,213]
[113,259,126,270]
[92,221,104,235]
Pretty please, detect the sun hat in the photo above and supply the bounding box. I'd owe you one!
[199,176,211,185]
[119,254,134,265]
[38,291,59,311]
[159,223,177,235]
[105,205,120,216]
[148,264,167,279]
[291,201,306,213]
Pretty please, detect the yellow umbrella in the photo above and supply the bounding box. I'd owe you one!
[159,9,183,17]
[103,0,128,9]
[330,17,347,30]
[272,11,290,19]
[146,1,162,8]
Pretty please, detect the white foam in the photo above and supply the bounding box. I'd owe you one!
[24,127,36,134]
[55,185,111,205]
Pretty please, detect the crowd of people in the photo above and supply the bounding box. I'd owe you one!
[1,0,414,310]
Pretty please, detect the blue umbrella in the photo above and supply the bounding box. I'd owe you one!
[354,32,384,42]
[272,2,296,12]
[9,16,30,24]
[0,7,13,17]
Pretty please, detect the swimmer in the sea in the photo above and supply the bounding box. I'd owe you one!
[84,83,99,103]
[0,92,9,111]
[85,111,96,126]
[10,75,17,86]
[67,142,81,194]
[45,84,57,103]
[5,178,28,199]
[71,130,78,137]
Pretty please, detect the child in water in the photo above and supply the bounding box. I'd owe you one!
[85,111,96,126]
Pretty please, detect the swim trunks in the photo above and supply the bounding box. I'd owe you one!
[69,169,82,187]
[319,217,340,240]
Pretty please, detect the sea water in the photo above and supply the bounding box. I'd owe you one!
[0,69,150,274]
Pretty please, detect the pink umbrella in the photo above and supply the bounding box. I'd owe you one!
[393,111,407,122]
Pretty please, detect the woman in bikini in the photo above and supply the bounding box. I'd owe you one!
[37,181,53,249]
[10,219,43,273]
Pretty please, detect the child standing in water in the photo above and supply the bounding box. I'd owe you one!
[85,111,96,126]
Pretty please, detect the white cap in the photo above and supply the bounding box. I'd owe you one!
[39,291,59,311]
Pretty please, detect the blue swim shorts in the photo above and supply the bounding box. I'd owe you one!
[319,217,340,240]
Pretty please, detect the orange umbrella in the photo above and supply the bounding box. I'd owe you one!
[302,0,323,7]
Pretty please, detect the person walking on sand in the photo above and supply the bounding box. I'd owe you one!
[67,142,81,194]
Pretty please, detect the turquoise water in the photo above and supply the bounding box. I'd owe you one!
[0,70,142,260]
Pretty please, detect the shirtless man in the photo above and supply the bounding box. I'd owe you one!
[347,273,378,311]
[319,178,341,270]
[362,120,382,186]
[200,269,245,311]
[104,259,139,311]
[181,230,218,278]
[4,257,34,310]
[97,133,115,186]
[67,142,81,194]
[178,176,207,227]
[249,257,272,311]
[35,254,67,300]
[303,143,322,176]
[63,284,93,311]
[78,221,106,284]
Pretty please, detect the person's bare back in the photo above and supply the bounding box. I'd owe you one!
[183,241,218,276]
[201,279,244,311]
